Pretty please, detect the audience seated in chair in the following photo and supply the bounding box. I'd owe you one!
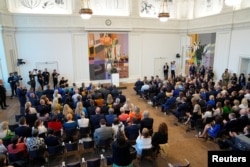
[7,135,28,158]
[112,118,125,140]
[90,107,105,131]
[152,122,168,154]
[125,118,140,142]
[26,129,46,151]
[134,128,152,157]
[105,108,117,126]
[140,110,154,135]
[196,116,222,139]
[93,119,113,145]
[14,117,32,138]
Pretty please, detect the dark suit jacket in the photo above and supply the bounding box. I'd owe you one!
[125,124,140,140]
[237,115,248,132]
[90,114,105,130]
[223,119,238,134]
[140,118,154,132]
[15,125,32,138]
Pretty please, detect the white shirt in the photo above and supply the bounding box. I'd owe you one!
[78,118,89,128]
[112,122,125,139]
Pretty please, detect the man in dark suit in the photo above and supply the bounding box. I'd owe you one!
[93,119,113,145]
[15,117,32,138]
[90,107,105,131]
[133,78,144,95]
[140,110,154,134]
[221,113,238,135]
[125,118,141,141]
[237,109,249,133]
[117,91,126,104]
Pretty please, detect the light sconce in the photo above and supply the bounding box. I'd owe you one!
[158,0,170,22]
[79,0,93,19]
[225,0,241,7]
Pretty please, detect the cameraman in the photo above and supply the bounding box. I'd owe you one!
[16,83,27,114]
[59,77,68,88]
[52,69,59,89]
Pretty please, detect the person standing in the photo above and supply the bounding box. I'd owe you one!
[16,83,27,115]
[199,65,206,78]
[170,61,176,80]
[207,66,214,82]
[189,63,196,77]
[37,70,44,90]
[222,68,230,86]
[28,70,36,91]
[0,80,8,110]
[163,62,169,80]
[42,68,50,86]
[52,69,59,89]
[8,73,17,99]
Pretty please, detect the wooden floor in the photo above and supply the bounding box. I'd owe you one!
[0,83,220,167]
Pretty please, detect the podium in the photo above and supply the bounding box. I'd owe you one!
[111,73,119,87]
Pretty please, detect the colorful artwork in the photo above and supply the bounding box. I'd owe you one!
[88,32,129,80]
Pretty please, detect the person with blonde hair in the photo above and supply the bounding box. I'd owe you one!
[25,101,37,115]
[239,98,248,109]
[135,128,152,156]
[128,106,142,123]
[106,94,114,108]
[123,98,134,114]
[75,101,88,118]
[51,98,62,116]
[0,121,12,139]
[62,104,74,119]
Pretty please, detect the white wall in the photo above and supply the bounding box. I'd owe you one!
[228,29,250,73]
[140,33,181,79]
[15,32,73,87]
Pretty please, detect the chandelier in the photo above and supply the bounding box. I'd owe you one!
[79,0,93,19]
[158,0,170,22]
[225,0,241,6]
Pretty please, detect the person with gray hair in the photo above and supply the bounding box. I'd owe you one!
[140,110,154,135]
[105,107,117,126]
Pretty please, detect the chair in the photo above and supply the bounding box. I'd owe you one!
[105,156,113,166]
[8,151,28,166]
[168,159,190,167]
[54,130,62,138]
[15,114,24,123]
[8,124,19,132]
[28,148,46,165]
[64,128,79,142]
[79,127,90,138]
[82,140,95,152]
[159,143,169,161]
[141,147,155,161]
[130,146,137,160]
[25,113,37,128]
[86,158,101,167]
[47,145,64,166]
[95,138,112,154]
[64,142,79,162]
[66,161,82,167]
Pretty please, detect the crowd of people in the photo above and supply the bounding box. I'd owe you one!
[134,63,250,151]
[0,63,250,166]
[0,73,169,166]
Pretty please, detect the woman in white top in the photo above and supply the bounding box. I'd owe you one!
[77,113,89,128]
[32,119,47,135]
[25,101,37,115]
[53,89,62,99]
[135,128,152,156]
[239,98,248,109]
[202,105,213,119]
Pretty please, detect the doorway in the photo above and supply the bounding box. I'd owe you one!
[238,56,250,77]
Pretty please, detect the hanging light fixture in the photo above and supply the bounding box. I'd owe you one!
[225,0,241,7]
[158,0,170,22]
[79,0,93,19]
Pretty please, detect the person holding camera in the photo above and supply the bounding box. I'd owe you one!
[59,77,68,88]
[28,70,36,91]
[52,69,59,89]
[37,70,44,90]
[42,68,50,86]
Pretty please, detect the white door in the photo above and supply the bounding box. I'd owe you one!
[154,57,167,80]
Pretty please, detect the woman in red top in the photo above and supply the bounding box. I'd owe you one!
[48,115,62,132]
[7,135,28,157]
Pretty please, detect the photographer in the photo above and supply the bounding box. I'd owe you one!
[28,70,36,91]
[59,77,68,88]
[52,69,59,89]
[171,61,176,80]
[37,70,44,90]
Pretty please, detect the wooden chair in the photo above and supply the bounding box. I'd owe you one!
[159,143,169,162]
